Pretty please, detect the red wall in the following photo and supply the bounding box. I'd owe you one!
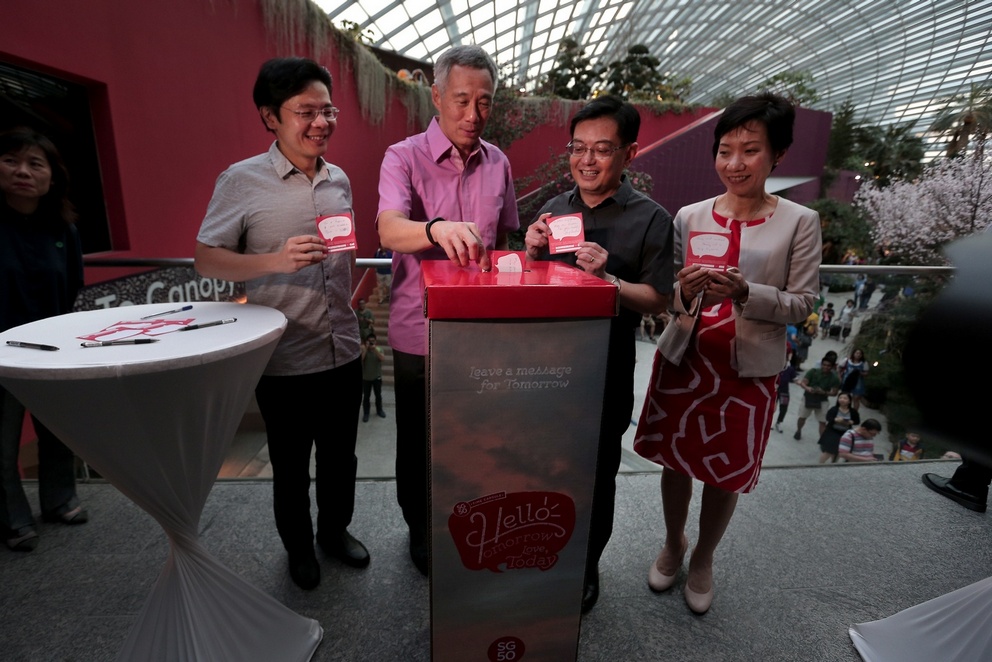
[635,106,832,214]
[2,1,829,275]
[1,0,418,277]
[503,101,716,197]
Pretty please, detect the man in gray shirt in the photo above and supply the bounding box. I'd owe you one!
[195,57,368,590]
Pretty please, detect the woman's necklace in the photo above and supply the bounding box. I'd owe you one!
[720,194,769,221]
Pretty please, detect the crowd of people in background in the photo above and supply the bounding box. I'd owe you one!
[766,269,933,466]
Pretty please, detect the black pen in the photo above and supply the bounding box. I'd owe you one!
[140,304,193,320]
[80,339,160,348]
[6,340,60,351]
[178,317,237,331]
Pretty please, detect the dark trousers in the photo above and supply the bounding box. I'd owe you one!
[0,386,79,533]
[391,349,428,538]
[776,396,789,424]
[586,324,636,578]
[254,359,362,554]
[363,378,383,415]
[952,458,992,497]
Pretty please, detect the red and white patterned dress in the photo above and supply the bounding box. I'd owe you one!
[633,212,777,493]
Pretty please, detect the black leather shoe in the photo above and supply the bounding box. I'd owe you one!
[581,571,600,614]
[922,474,987,512]
[409,528,429,576]
[318,529,371,568]
[288,550,320,590]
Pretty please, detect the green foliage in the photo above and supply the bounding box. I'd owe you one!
[483,81,553,150]
[602,44,691,103]
[630,98,698,116]
[807,97,924,204]
[827,273,857,293]
[626,171,654,196]
[708,90,738,108]
[336,19,375,45]
[854,123,925,187]
[826,99,859,170]
[512,152,574,238]
[537,37,601,100]
[928,83,992,158]
[605,45,661,97]
[806,198,874,264]
[757,70,820,106]
[853,280,949,454]
[260,0,331,56]
[627,74,693,104]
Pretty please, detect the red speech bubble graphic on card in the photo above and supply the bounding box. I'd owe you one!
[547,213,584,254]
[448,491,575,572]
[316,212,357,253]
[685,231,731,272]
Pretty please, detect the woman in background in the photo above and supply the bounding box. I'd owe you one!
[817,392,860,463]
[773,353,801,433]
[838,347,869,409]
[0,129,87,551]
[837,299,856,340]
[633,93,820,614]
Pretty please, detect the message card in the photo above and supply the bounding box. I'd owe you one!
[490,250,528,273]
[547,213,584,254]
[77,318,191,341]
[685,231,731,272]
[316,212,357,253]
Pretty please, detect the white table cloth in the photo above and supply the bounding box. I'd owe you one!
[0,302,322,661]
[850,576,992,662]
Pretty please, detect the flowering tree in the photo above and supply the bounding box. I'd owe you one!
[855,149,992,264]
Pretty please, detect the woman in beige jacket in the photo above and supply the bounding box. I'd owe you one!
[633,93,820,614]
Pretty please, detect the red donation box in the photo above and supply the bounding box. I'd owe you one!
[423,259,617,662]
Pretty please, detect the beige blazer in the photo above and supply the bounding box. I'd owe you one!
[658,196,821,378]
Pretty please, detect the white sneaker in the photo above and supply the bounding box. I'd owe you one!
[774,423,782,433]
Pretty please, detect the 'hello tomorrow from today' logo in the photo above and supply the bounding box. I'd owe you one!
[448,491,575,572]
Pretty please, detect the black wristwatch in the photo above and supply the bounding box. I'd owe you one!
[425,217,443,247]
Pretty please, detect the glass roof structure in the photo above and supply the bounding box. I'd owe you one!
[317,0,991,148]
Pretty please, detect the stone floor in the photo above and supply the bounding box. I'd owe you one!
[2,462,988,661]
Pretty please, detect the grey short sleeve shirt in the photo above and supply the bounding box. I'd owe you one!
[197,141,361,376]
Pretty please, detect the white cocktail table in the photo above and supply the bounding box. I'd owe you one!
[0,302,322,661]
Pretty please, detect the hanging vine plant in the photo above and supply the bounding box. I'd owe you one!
[259,0,330,57]
[259,0,434,130]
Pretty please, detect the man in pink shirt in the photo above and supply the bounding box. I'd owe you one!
[376,45,520,575]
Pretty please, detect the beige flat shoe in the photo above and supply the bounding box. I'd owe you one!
[684,582,714,614]
[647,545,686,592]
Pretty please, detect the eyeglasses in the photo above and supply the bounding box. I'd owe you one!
[283,106,340,123]
[565,141,627,159]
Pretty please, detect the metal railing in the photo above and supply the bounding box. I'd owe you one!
[83,257,954,277]
[84,257,393,269]
[78,257,960,476]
